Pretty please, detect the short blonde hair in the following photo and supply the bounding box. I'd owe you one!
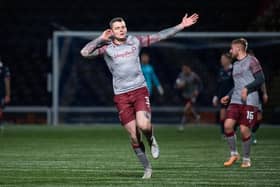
[232,38,248,51]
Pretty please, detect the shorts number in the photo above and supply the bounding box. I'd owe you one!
[246,111,254,120]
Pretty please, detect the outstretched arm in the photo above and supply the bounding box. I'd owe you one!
[80,29,112,57]
[137,13,199,46]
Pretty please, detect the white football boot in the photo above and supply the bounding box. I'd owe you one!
[142,168,152,179]
[151,136,160,159]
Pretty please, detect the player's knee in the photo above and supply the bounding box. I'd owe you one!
[137,118,151,131]
[224,121,235,133]
[240,125,251,136]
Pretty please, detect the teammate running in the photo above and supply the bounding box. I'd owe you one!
[221,38,265,168]
[175,64,202,131]
[80,13,199,178]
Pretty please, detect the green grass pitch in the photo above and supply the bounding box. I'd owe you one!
[0,125,280,187]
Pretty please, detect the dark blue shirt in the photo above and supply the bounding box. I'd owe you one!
[216,66,234,99]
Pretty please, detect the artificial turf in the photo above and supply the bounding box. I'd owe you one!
[0,125,279,186]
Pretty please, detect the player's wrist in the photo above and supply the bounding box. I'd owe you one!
[177,23,185,30]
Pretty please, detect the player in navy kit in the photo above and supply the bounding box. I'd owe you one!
[221,38,265,168]
[81,14,199,178]
[212,53,234,136]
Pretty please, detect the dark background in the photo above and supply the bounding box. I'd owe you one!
[0,0,279,123]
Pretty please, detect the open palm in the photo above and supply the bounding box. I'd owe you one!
[181,13,199,28]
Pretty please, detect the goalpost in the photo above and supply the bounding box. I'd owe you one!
[52,31,280,125]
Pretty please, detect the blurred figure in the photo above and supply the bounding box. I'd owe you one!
[212,53,234,136]
[175,64,202,131]
[221,38,265,168]
[0,57,11,132]
[140,52,164,96]
[248,49,269,145]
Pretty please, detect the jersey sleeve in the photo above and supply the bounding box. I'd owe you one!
[136,25,183,47]
[81,37,108,57]
[249,57,262,74]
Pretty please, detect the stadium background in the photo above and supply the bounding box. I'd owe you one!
[0,0,280,124]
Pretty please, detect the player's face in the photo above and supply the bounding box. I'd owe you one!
[111,21,127,40]
[220,55,231,67]
[182,66,191,75]
[230,44,241,58]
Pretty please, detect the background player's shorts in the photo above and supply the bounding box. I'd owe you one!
[114,87,151,125]
[226,103,258,128]
[185,97,196,105]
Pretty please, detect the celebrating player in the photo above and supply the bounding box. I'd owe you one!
[0,57,11,132]
[221,38,265,168]
[80,13,199,178]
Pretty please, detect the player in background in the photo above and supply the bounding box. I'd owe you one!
[212,53,235,137]
[80,14,199,178]
[0,57,11,133]
[221,38,265,168]
[140,52,164,96]
[175,64,202,131]
[247,50,269,144]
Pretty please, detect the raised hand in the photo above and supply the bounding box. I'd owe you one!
[180,13,199,28]
[100,29,113,41]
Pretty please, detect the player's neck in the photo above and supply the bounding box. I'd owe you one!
[237,52,247,61]
[113,38,126,45]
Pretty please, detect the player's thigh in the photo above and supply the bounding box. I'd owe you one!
[220,107,227,120]
[136,111,151,131]
[133,87,151,130]
[114,95,135,125]
[224,118,237,132]
[184,100,192,111]
[240,105,258,129]
[225,104,240,124]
